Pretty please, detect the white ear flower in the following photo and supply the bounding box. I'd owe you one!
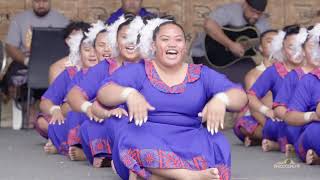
[107,15,126,58]
[68,32,83,66]
[84,20,106,45]
[126,16,145,45]
[269,30,286,62]
[138,18,172,59]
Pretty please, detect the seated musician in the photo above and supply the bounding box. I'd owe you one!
[191,0,270,67]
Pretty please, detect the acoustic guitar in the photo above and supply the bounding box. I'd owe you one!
[205,26,259,68]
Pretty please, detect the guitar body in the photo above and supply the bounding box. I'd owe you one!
[205,26,259,68]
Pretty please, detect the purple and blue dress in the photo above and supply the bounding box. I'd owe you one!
[36,66,77,139]
[273,68,306,145]
[48,59,119,155]
[286,68,320,161]
[102,60,241,180]
[247,62,289,152]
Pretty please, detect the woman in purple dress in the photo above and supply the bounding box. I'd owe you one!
[41,31,99,154]
[233,29,277,147]
[96,21,247,180]
[285,71,320,165]
[247,25,307,152]
[67,14,143,164]
[273,24,320,156]
[34,21,90,139]
[45,20,124,160]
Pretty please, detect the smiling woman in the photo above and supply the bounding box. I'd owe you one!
[96,18,247,180]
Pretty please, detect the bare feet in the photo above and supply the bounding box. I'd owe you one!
[244,136,261,147]
[92,157,112,168]
[44,140,58,154]
[68,146,86,161]
[285,144,295,158]
[262,139,280,152]
[188,168,220,180]
[306,149,320,165]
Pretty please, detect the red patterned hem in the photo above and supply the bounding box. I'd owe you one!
[59,141,69,156]
[120,148,230,180]
[67,125,81,146]
[274,62,289,78]
[89,138,112,156]
[144,60,202,94]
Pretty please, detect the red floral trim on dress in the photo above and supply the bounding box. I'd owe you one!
[66,66,78,79]
[120,148,230,180]
[89,139,112,156]
[106,58,119,75]
[294,67,305,80]
[278,137,288,153]
[310,67,320,79]
[59,141,69,156]
[274,62,289,78]
[297,134,307,162]
[67,125,81,146]
[144,61,202,94]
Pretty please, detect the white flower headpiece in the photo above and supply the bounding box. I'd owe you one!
[308,23,320,42]
[138,18,172,59]
[269,30,286,62]
[107,15,126,57]
[84,20,106,45]
[308,24,320,62]
[68,32,84,66]
[126,16,145,45]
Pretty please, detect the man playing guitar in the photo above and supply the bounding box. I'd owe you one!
[192,0,270,68]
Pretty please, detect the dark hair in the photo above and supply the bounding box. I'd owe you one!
[152,20,186,41]
[259,29,277,43]
[283,24,301,40]
[63,21,91,39]
[93,29,107,48]
[116,12,136,36]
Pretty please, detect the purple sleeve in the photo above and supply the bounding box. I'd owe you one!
[287,77,311,112]
[77,61,108,100]
[42,69,71,105]
[274,71,297,107]
[101,63,146,90]
[201,66,242,100]
[249,66,275,99]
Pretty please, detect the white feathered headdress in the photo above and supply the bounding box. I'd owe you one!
[84,20,106,45]
[126,16,145,45]
[106,15,126,58]
[292,27,308,60]
[68,32,84,66]
[269,30,286,62]
[138,18,172,59]
[308,24,320,61]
